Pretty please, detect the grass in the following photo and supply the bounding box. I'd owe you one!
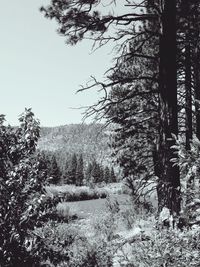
[57,194,131,219]
[45,184,108,202]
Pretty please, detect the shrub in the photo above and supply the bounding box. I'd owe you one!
[30,221,114,267]
[0,110,43,266]
[67,238,113,267]
[31,222,80,266]
[0,110,63,266]
[115,227,200,267]
[46,185,108,202]
[92,212,118,242]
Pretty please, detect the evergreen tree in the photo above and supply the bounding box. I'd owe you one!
[49,155,61,184]
[110,167,117,183]
[76,154,84,186]
[91,160,101,183]
[62,159,69,184]
[155,0,180,214]
[99,166,104,183]
[104,166,111,184]
[41,0,200,215]
[41,0,159,201]
[68,153,77,184]
[85,162,93,184]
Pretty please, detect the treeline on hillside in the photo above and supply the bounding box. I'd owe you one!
[37,151,117,186]
[38,124,111,165]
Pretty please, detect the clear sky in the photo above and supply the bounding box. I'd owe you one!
[0,0,112,126]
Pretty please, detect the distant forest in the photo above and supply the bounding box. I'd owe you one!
[36,150,117,186]
[37,124,117,185]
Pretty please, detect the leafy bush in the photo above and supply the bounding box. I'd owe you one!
[0,109,62,266]
[92,212,118,242]
[30,221,113,267]
[115,227,200,267]
[31,222,80,266]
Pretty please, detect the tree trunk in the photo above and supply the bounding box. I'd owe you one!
[184,0,193,150]
[185,41,192,150]
[194,49,200,140]
[157,0,181,215]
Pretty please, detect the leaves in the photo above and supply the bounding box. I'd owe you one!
[0,109,59,265]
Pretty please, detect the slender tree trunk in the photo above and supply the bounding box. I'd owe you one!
[157,0,181,215]
[194,49,200,140]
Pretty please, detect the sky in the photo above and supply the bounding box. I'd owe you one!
[0,0,113,126]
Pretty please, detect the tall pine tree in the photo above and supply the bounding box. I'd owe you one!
[49,155,61,184]
[68,153,77,185]
[76,154,84,186]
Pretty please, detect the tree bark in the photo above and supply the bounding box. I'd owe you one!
[185,41,192,150]
[194,49,200,140]
[157,0,181,215]
[184,0,193,150]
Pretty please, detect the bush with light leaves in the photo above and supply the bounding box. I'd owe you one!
[0,109,60,266]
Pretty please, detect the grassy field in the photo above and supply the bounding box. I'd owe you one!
[57,194,131,219]
[54,181,157,222]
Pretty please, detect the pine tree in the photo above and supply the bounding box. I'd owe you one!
[85,162,93,185]
[91,160,101,183]
[110,167,117,183]
[76,154,84,186]
[99,166,104,183]
[104,166,110,184]
[156,0,180,214]
[49,155,61,184]
[62,159,69,184]
[41,0,200,215]
[68,153,77,184]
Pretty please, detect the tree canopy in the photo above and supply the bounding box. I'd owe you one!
[41,0,200,216]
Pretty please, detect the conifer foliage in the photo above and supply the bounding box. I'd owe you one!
[76,154,84,186]
[45,151,116,186]
[49,155,61,184]
[41,0,200,216]
[68,153,77,184]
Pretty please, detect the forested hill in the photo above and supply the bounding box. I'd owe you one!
[37,123,111,165]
